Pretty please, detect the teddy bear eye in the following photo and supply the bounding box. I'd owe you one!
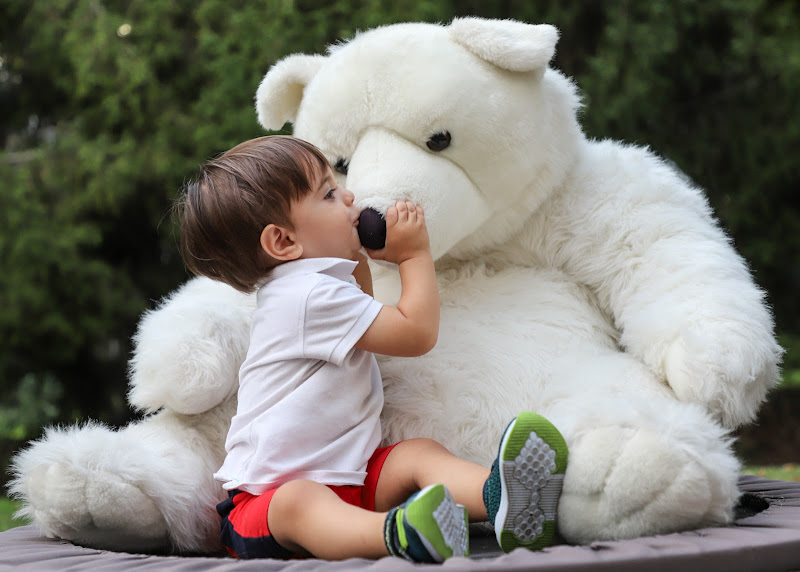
[334,157,349,175]
[426,131,451,152]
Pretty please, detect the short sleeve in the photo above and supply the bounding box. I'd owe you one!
[302,278,383,365]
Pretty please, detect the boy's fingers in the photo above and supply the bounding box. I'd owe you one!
[405,201,417,222]
[384,206,399,226]
[389,200,425,228]
[396,205,408,222]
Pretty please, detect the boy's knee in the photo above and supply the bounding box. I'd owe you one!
[271,480,323,520]
[406,437,451,456]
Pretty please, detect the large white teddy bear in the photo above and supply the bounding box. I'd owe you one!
[11,18,782,554]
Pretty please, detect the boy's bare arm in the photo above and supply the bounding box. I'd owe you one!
[352,252,374,297]
[356,201,439,357]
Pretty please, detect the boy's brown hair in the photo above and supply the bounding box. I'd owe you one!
[176,136,328,292]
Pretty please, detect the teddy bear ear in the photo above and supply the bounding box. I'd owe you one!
[255,53,327,130]
[449,17,559,73]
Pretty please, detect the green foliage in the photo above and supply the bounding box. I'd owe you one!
[742,463,800,482]
[0,0,797,447]
[0,497,25,532]
[0,374,63,441]
[778,334,800,388]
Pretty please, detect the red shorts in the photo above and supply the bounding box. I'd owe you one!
[216,443,398,559]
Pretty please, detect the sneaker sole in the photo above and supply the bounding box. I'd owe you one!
[405,484,469,561]
[494,412,568,552]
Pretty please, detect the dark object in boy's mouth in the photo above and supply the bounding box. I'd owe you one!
[358,208,386,249]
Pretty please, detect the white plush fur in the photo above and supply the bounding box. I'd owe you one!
[9,17,782,553]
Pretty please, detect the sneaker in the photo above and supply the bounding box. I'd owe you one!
[483,412,568,552]
[384,483,469,562]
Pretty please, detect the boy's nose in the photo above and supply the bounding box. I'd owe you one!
[343,188,355,205]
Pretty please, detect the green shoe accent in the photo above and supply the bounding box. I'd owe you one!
[488,412,568,553]
[386,484,469,562]
[395,507,407,548]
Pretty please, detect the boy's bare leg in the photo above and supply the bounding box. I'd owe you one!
[269,479,389,560]
[375,438,491,521]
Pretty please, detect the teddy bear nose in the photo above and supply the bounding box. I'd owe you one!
[357,208,386,249]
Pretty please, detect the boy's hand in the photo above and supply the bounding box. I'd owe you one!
[365,200,430,264]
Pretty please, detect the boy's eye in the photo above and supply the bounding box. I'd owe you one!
[324,188,335,199]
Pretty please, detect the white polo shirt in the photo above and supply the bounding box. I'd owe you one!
[214,257,385,495]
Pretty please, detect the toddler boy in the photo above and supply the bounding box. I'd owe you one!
[175,135,568,561]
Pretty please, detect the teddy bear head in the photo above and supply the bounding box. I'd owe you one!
[256,17,583,260]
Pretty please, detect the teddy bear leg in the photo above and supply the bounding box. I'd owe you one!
[9,412,225,553]
[10,422,169,551]
[550,393,740,544]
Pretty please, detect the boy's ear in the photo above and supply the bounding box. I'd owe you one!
[260,224,303,261]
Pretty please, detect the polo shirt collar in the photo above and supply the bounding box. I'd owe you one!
[262,257,358,286]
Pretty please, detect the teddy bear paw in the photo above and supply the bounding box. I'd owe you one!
[664,330,782,429]
[18,460,169,552]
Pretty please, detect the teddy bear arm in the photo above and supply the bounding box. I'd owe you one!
[128,277,254,415]
[551,145,782,427]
